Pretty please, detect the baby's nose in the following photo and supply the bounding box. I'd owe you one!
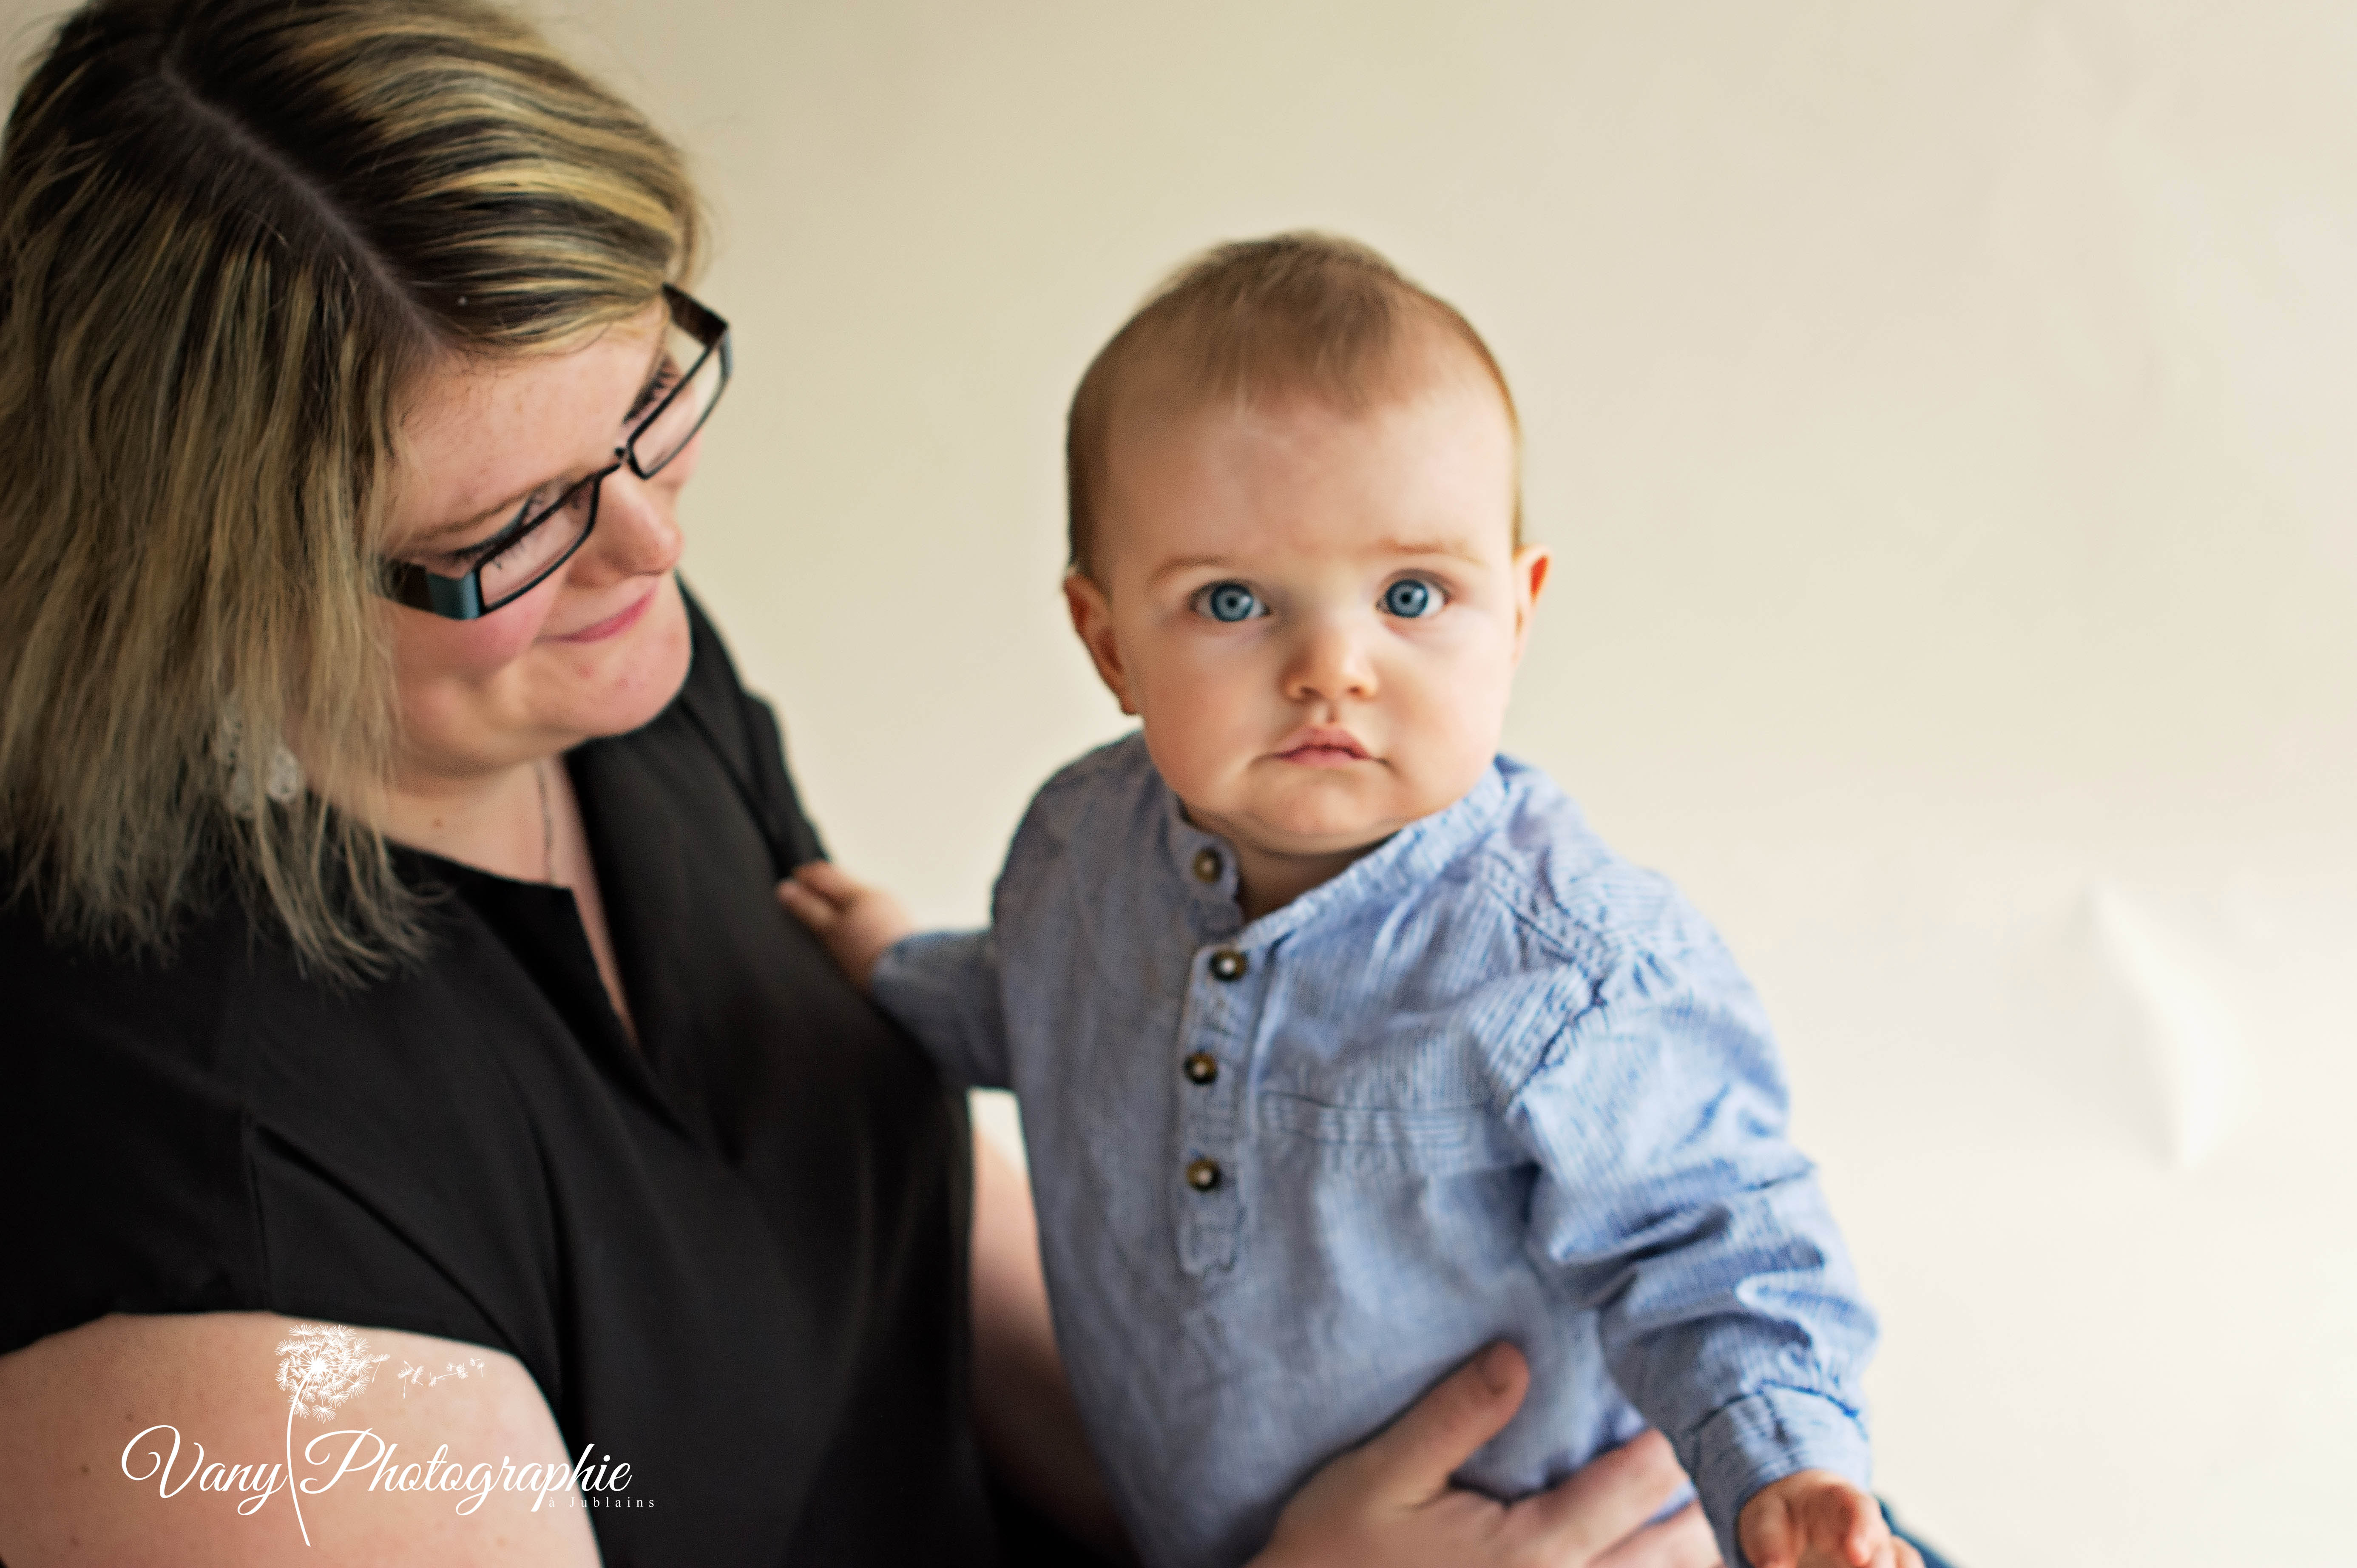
[1282,619,1378,702]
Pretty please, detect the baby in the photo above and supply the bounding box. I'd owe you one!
[784,234,1892,1568]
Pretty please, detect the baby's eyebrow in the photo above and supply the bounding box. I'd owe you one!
[1373,536,1493,565]
[1147,554,1238,587]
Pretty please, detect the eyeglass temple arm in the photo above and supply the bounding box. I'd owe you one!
[384,561,488,620]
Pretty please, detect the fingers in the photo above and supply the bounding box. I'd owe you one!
[1588,1498,1720,1568]
[1517,1428,1694,1562]
[791,860,863,905]
[1743,1473,1892,1568]
[1347,1342,1529,1507]
[1739,1488,1797,1568]
[1854,1514,1914,1568]
[778,861,866,929]
[1826,1487,1886,1568]
[775,876,835,931]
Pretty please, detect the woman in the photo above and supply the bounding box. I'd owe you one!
[0,1,1722,1563]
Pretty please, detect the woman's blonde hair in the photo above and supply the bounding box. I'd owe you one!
[0,0,700,979]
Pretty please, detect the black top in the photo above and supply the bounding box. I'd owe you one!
[1,591,996,1566]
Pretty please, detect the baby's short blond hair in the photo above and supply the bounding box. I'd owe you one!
[1065,232,1522,581]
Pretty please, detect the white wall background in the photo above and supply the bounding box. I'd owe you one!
[13,2,2353,1563]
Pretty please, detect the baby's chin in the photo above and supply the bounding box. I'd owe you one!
[1208,797,1423,863]
[1234,771,1499,858]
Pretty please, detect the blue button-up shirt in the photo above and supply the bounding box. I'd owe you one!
[873,733,1875,1568]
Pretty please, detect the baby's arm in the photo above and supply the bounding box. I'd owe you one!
[778,862,1016,1090]
[1509,938,1881,1568]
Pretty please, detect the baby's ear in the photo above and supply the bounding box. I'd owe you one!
[1511,544,1551,655]
[1062,571,1138,715]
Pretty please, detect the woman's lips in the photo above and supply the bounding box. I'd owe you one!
[550,585,656,644]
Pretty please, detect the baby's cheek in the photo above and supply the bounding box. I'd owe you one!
[1135,659,1246,776]
[1414,666,1513,797]
[1137,702,1228,809]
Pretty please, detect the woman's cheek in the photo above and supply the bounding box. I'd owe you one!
[392,607,522,680]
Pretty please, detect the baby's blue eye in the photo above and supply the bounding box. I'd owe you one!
[1382,578,1439,618]
[1200,582,1263,623]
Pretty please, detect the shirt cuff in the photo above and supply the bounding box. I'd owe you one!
[867,930,956,1032]
[1690,1388,1873,1568]
[866,932,929,1005]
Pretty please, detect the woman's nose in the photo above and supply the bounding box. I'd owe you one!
[1281,615,1378,704]
[585,466,684,579]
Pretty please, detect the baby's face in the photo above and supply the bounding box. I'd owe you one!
[1068,367,1546,873]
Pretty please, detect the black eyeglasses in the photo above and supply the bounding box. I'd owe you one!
[382,286,732,620]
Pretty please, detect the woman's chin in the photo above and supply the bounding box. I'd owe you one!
[556,579,694,740]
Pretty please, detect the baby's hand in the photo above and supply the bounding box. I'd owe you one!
[1738,1470,1917,1568]
[777,861,915,991]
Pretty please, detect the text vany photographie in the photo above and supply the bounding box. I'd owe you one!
[113,1325,645,1547]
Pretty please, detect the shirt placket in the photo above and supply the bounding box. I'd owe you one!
[1171,881,1258,1279]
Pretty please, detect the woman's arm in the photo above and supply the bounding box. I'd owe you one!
[0,1314,599,1567]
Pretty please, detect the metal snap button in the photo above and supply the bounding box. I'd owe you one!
[1183,1051,1219,1085]
[1184,1157,1222,1192]
[1191,847,1223,883]
[1208,948,1247,982]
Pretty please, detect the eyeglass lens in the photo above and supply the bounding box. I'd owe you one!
[628,315,727,477]
[472,317,723,608]
[474,470,603,608]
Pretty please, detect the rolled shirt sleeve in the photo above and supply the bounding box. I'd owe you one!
[869,928,1015,1091]
[1505,939,1877,1568]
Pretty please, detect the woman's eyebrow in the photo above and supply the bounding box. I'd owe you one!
[414,327,675,545]
[415,491,531,548]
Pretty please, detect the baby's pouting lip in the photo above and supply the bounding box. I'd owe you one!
[1270,725,1373,767]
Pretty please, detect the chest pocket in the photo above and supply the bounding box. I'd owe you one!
[1257,1091,1523,1179]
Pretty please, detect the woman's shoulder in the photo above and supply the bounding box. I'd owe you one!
[0,891,275,1356]
[3,884,260,1092]
[0,884,537,1373]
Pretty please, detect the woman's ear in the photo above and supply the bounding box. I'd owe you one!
[1062,571,1138,715]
